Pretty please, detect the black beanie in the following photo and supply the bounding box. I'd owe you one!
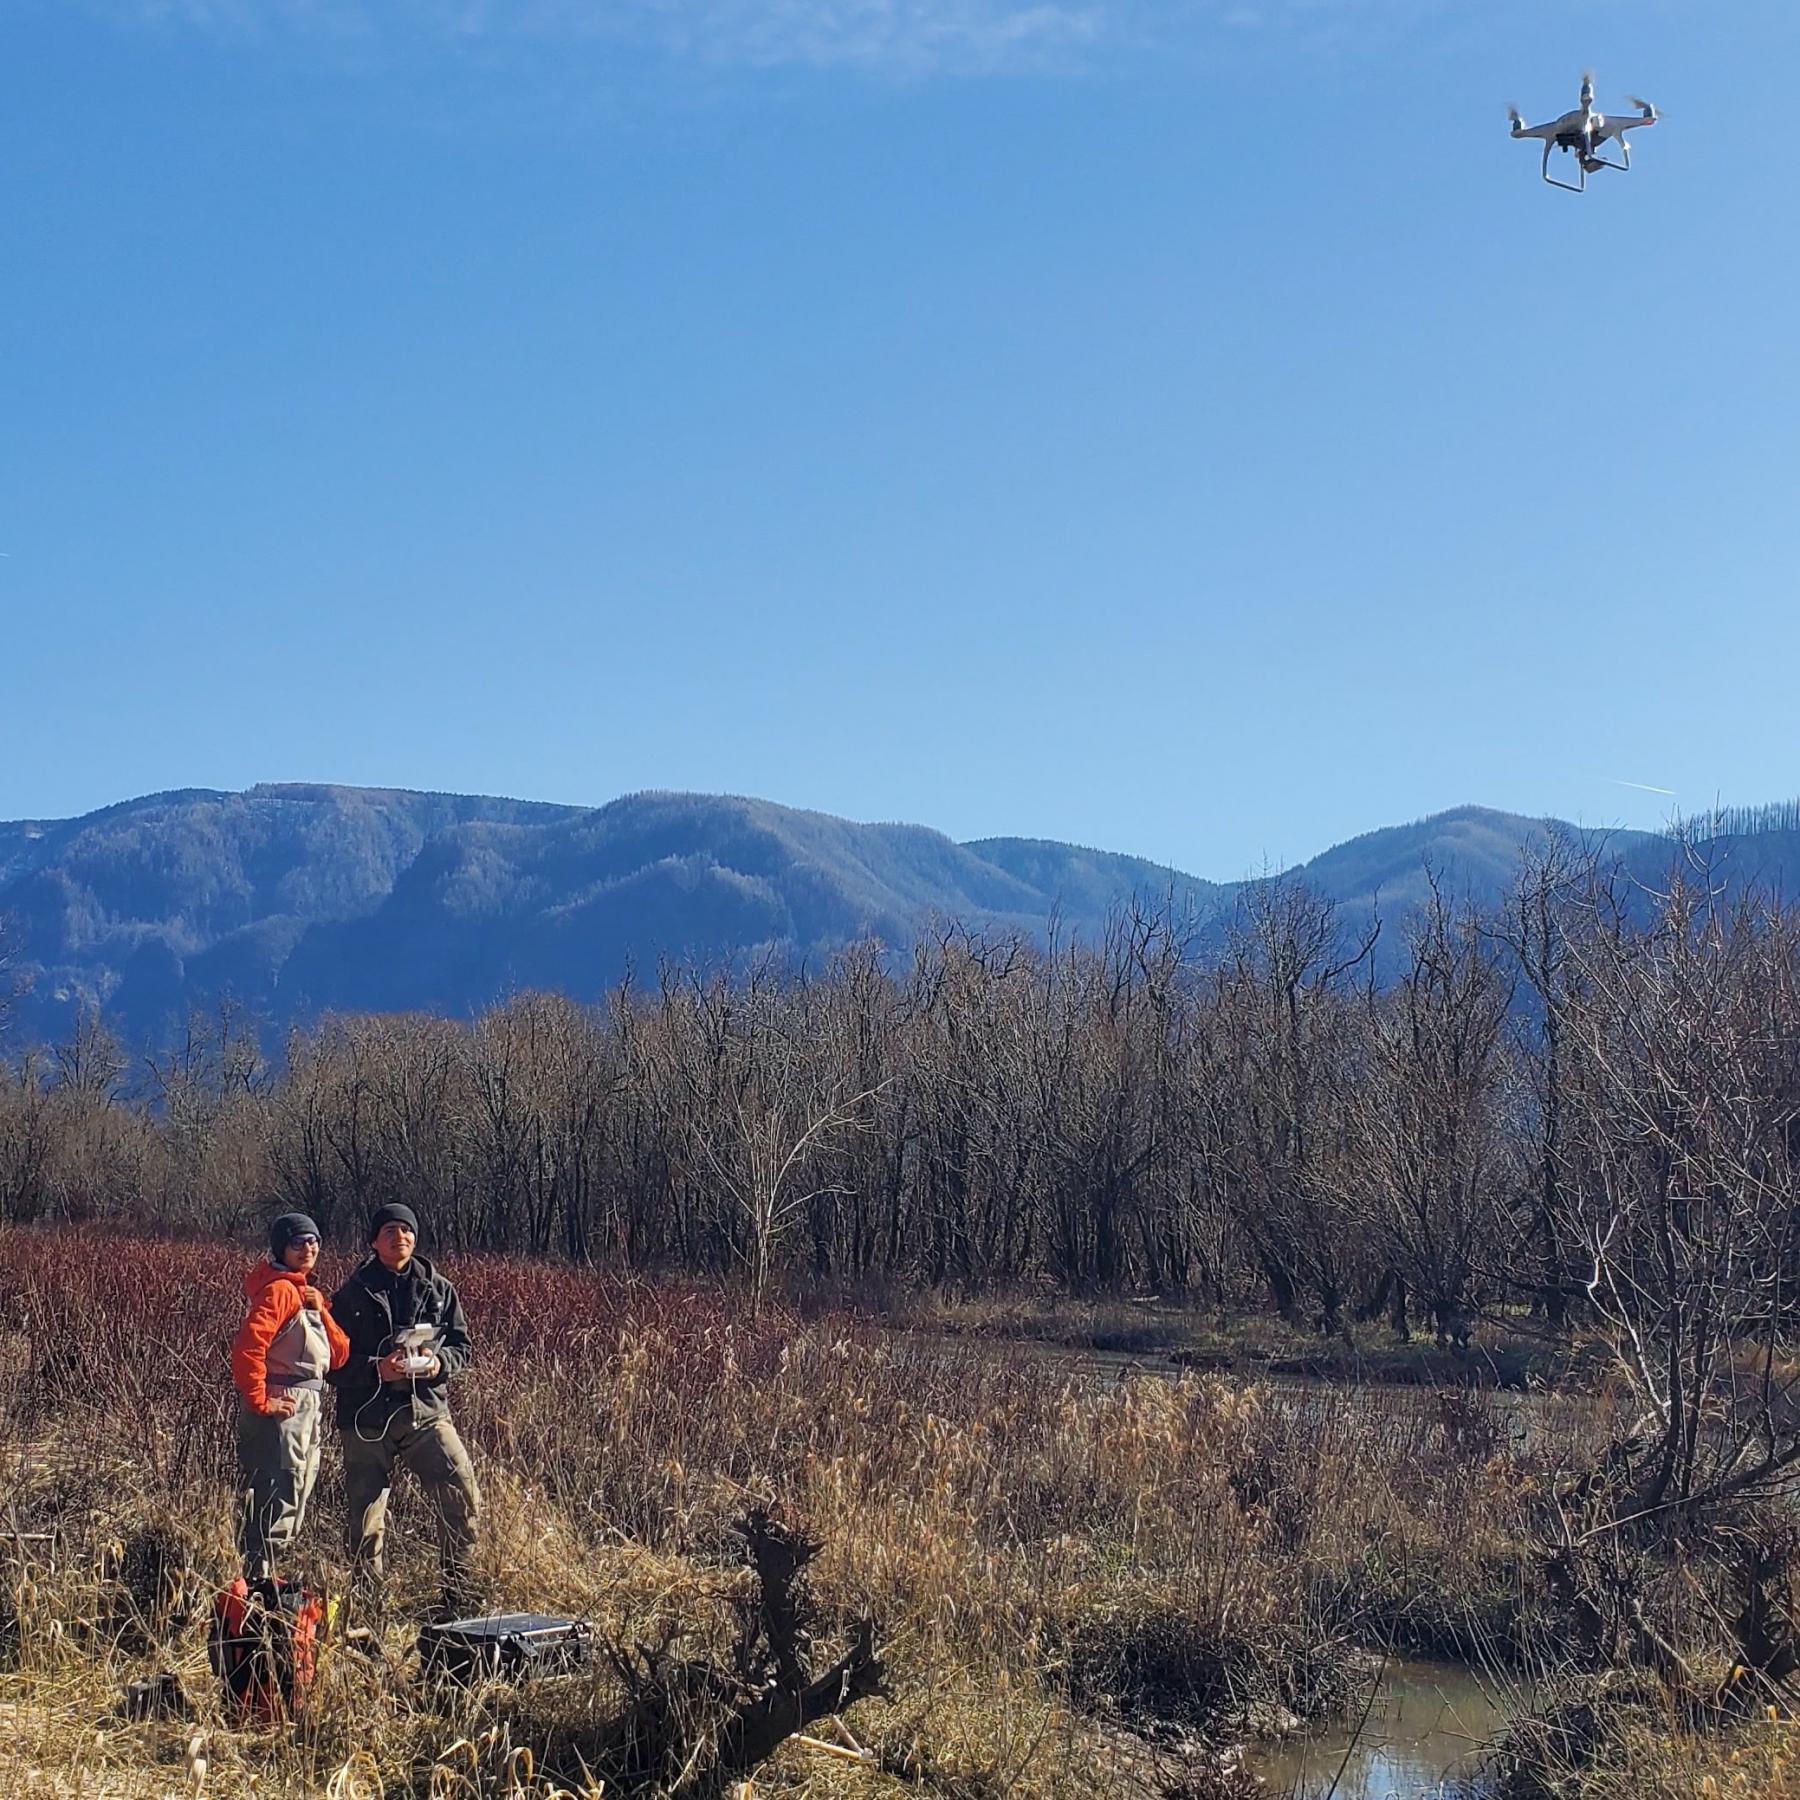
[270,1213,321,1258]
[368,1202,421,1243]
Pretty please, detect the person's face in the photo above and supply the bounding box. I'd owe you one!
[280,1233,320,1275]
[373,1222,416,1271]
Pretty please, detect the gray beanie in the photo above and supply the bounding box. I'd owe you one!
[368,1203,421,1242]
[269,1213,321,1258]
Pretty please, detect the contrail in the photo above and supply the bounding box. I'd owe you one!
[1604,778,1677,797]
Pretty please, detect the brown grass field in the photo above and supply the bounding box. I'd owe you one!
[1,1226,1795,1799]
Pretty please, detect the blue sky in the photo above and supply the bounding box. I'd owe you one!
[3,0,1796,879]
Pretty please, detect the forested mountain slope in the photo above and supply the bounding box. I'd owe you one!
[0,782,1764,1049]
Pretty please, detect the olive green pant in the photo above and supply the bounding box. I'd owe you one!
[236,1387,324,1581]
[339,1408,480,1604]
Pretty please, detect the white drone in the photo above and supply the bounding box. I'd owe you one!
[1509,71,1659,192]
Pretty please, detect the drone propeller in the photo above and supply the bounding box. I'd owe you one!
[1507,104,1526,134]
[1626,94,1659,119]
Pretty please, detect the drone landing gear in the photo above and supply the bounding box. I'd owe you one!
[1540,142,1586,191]
[1542,137,1631,190]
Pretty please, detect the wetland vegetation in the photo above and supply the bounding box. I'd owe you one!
[7,843,1800,1794]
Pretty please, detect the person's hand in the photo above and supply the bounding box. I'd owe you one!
[378,1349,441,1382]
[265,1395,298,1419]
[300,1287,326,1313]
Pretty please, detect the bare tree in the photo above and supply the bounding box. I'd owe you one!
[670,963,884,1311]
[1561,871,1800,1531]
[1209,877,1376,1331]
[0,914,27,1047]
[0,1050,54,1225]
[1355,876,1513,1345]
[55,1008,127,1101]
[1488,829,1609,1327]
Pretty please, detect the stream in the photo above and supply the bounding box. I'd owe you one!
[890,1331,1541,1795]
[1243,1659,1513,1799]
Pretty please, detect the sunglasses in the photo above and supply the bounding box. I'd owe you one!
[288,1234,321,1248]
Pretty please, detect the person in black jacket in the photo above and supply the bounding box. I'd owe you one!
[329,1203,481,1617]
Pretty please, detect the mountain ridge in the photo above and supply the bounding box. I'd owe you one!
[0,781,1757,1050]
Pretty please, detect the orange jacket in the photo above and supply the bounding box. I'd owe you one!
[231,1260,351,1414]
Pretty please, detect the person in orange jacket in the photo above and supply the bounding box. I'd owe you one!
[231,1213,350,1580]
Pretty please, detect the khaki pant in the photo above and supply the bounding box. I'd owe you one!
[340,1409,480,1607]
[236,1387,323,1581]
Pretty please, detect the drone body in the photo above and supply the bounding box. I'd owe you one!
[1510,72,1659,191]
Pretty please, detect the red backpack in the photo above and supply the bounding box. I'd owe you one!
[208,1576,323,1724]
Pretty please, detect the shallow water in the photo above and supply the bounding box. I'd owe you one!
[1243,1660,1512,1800]
[892,1332,1538,1795]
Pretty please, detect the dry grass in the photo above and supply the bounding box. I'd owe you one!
[0,1227,1580,1796]
[1498,1704,1800,1800]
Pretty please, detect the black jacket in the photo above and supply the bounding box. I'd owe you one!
[327,1253,472,1430]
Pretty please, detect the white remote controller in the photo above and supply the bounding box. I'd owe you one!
[393,1325,440,1376]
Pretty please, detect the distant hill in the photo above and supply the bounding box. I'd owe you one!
[1620,822,1800,907]
[1,781,1784,1050]
[964,837,1219,923]
[269,792,1221,1020]
[0,784,584,1043]
[0,784,1224,1044]
[1286,805,1665,946]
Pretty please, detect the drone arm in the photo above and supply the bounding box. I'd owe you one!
[1586,112,1653,171]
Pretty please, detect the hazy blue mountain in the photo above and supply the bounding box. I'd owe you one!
[1619,822,1800,906]
[1287,806,1655,912]
[3,784,1223,1043]
[964,838,1221,925]
[1,784,584,1042]
[271,792,1093,1019]
[0,780,1778,1051]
